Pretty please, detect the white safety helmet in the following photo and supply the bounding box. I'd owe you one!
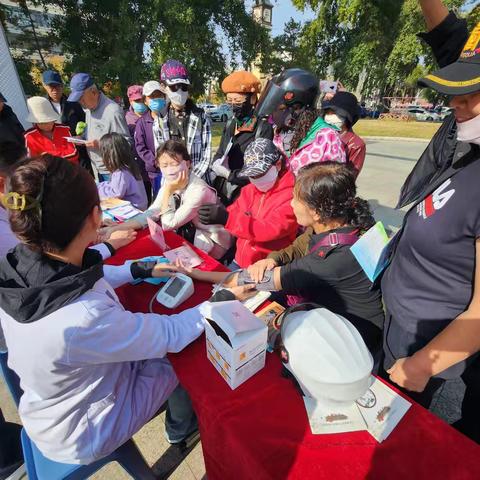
[281,307,373,405]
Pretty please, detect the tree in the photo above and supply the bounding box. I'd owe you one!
[36,0,270,100]
[259,18,311,74]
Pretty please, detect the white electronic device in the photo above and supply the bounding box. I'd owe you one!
[156,273,194,309]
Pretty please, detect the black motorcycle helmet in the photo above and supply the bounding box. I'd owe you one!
[255,68,319,119]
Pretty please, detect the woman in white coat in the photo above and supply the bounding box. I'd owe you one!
[0,155,205,464]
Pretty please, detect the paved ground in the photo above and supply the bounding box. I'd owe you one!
[0,138,465,479]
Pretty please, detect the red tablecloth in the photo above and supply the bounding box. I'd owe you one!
[108,231,480,480]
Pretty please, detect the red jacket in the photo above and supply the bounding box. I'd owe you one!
[226,170,298,268]
[24,124,79,163]
[340,130,366,178]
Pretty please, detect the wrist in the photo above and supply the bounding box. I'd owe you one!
[410,349,434,377]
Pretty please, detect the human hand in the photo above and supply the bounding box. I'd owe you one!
[85,139,99,149]
[387,356,431,392]
[211,158,230,179]
[152,262,178,278]
[166,170,188,192]
[247,258,277,284]
[198,203,228,225]
[102,217,116,227]
[106,229,137,250]
[226,285,257,302]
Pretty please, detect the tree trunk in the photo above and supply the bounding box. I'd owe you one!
[19,1,48,69]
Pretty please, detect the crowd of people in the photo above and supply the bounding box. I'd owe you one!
[0,0,480,476]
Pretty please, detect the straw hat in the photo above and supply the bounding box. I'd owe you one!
[26,96,60,124]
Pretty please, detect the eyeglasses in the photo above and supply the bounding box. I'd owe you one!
[168,84,189,92]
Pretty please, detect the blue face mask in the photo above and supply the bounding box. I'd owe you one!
[149,98,166,113]
[132,102,148,114]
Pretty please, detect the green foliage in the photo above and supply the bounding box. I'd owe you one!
[33,0,269,99]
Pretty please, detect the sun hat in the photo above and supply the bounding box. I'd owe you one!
[26,97,60,124]
[418,22,480,96]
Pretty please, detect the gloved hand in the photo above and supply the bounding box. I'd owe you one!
[76,121,87,136]
[211,158,230,179]
[198,203,228,225]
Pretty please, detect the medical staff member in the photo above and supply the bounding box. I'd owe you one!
[381,2,480,443]
[0,155,204,463]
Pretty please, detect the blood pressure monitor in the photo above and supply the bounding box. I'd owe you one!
[156,273,194,309]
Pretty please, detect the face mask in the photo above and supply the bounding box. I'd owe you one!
[132,102,148,114]
[324,113,344,130]
[149,98,166,113]
[162,161,187,183]
[167,89,188,107]
[456,113,480,146]
[233,101,253,120]
[249,165,278,192]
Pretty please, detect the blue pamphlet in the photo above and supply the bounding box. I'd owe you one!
[350,222,394,282]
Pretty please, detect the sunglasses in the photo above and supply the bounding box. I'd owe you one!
[168,84,189,92]
[226,99,247,107]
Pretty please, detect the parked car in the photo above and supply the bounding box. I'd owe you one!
[210,104,233,122]
[199,103,217,114]
[407,107,440,122]
[434,106,454,121]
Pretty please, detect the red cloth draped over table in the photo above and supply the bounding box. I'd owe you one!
[108,231,480,480]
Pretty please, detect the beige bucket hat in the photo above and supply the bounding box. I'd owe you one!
[26,96,60,124]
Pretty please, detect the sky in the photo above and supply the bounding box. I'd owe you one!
[270,0,315,36]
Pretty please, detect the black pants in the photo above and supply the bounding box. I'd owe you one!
[377,353,480,443]
[0,409,23,477]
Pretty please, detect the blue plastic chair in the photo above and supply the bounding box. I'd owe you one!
[21,430,156,480]
[1,351,156,480]
[0,351,22,406]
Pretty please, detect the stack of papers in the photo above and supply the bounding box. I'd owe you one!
[303,377,411,442]
[103,203,142,222]
[163,245,203,269]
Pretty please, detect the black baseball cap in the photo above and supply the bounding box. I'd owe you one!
[418,22,480,96]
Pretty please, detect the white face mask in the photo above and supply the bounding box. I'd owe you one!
[162,161,187,183]
[167,89,188,107]
[324,113,344,130]
[250,166,278,192]
[456,113,480,146]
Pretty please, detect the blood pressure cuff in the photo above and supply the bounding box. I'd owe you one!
[237,269,276,291]
[130,261,156,279]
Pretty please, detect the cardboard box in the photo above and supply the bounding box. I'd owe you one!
[201,301,268,390]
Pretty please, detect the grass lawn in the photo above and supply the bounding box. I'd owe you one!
[354,119,441,139]
[210,118,441,148]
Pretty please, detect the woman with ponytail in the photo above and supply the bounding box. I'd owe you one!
[0,155,211,464]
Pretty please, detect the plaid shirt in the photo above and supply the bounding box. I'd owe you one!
[154,103,212,180]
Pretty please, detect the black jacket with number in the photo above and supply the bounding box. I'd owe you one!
[397,12,469,208]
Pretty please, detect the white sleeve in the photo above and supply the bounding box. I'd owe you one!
[66,302,206,365]
[90,243,112,261]
[103,263,134,289]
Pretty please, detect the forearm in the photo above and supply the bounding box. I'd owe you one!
[419,0,449,31]
[189,269,232,285]
[412,308,480,377]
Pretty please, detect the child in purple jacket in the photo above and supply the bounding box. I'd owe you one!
[97,133,148,210]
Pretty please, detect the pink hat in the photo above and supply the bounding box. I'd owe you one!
[127,85,143,101]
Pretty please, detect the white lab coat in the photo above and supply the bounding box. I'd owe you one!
[0,263,205,464]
